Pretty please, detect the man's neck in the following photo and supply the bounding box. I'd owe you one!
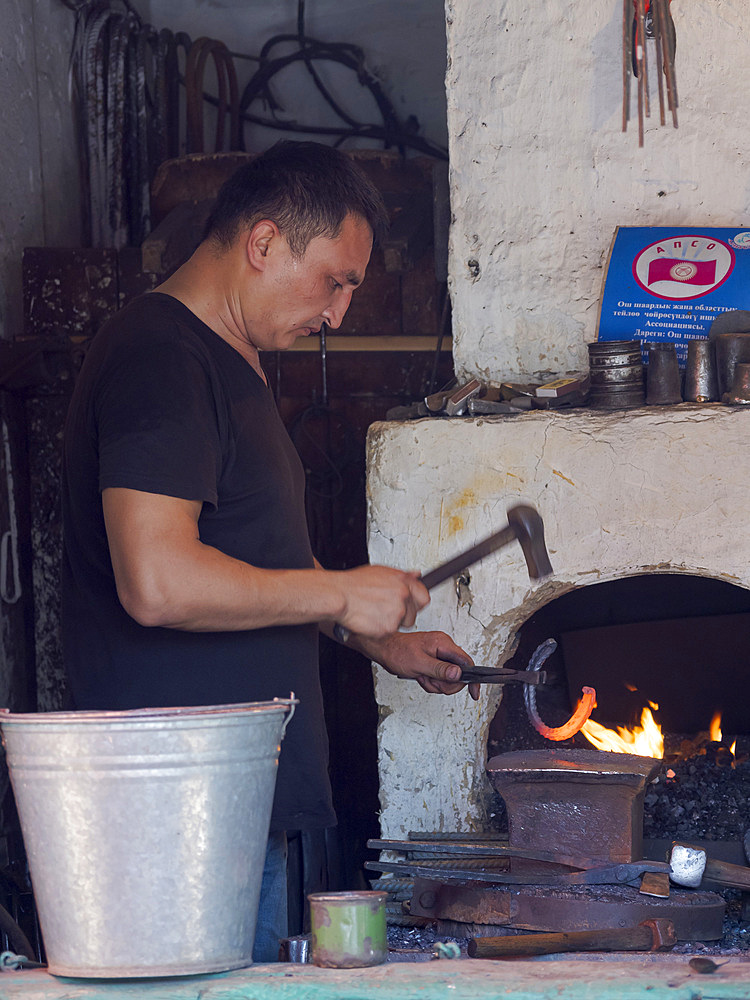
[154,245,267,382]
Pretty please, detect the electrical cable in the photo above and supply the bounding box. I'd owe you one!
[66,0,447,246]
[237,0,446,158]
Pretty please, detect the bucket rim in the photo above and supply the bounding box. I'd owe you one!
[0,697,298,726]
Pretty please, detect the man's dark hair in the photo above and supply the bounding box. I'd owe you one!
[204,141,390,256]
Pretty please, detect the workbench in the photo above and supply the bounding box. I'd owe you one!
[2,956,750,1000]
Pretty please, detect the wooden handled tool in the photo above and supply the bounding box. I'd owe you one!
[334,503,552,643]
[670,842,750,891]
[467,918,676,958]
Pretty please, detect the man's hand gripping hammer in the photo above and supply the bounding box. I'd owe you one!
[334,503,553,644]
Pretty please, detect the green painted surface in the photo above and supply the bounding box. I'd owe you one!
[2,957,750,1000]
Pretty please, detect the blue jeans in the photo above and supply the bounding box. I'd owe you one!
[252,830,288,963]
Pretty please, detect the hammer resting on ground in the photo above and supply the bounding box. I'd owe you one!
[669,842,750,892]
[334,504,553,643]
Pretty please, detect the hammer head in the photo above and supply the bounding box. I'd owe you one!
[507,504,553,580]
[669,843,706,888]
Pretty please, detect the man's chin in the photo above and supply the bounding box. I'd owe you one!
[274,329,311,351]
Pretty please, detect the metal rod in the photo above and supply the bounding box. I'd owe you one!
[319,322,328,406]
[653,3,666,127]
[635,1,645,146]
[637,0,650,117]
[622,0,631,131]
[656,0,678,127]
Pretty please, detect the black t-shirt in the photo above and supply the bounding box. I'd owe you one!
[61,292,336,831]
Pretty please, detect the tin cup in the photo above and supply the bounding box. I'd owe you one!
[308,891,387,968]
[684,340,718,403]
[646,343,682,405]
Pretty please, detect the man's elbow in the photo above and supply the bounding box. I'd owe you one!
[116,578,181,629]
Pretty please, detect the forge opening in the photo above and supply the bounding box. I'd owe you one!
[489,573,750,758]
[486,572,750,853]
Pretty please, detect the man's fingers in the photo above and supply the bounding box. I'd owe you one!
[436,660,463,683]
[338,566,430,638]
[417,676,464,696]
[406,572,430,610]
[400,576,429,628]
[433,637,473,670]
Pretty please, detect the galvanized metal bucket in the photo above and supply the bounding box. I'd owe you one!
[0,699,296,978]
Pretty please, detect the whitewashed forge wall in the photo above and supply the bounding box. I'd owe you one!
[445,0,750,382]
[368,0,750,838]
[368,407,750,838]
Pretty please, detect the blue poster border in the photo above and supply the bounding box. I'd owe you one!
[596,226,750,365]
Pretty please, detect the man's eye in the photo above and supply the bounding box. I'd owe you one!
[331,280,343,291]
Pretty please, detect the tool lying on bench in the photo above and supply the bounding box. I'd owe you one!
[365,856,672,888]
[669,842,750,891]
[467,918,677,958]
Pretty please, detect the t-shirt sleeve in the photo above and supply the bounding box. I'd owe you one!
[94,326,222,508]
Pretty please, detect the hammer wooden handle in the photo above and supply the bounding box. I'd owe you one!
[419,524,516,589]
[334,504,552,644]
[703,858,750,891]
[333,523,516,643]
[468,920,676,958]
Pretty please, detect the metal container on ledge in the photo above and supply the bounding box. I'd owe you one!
[587,340,645,409]
[308,891,387,968]
[683,340,719,403]
[646,343,682,405]
[714,332,750,397]
[723,362,750,405]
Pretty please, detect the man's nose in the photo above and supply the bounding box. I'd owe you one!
[322,291,353,329]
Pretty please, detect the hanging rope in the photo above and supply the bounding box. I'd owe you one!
[69,1,187,247]
[185,38,240,154]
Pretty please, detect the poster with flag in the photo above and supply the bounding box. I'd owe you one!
[596,227,750,365]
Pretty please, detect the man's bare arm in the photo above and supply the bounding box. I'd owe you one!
[103,487,427,636]
[315,560,479,700]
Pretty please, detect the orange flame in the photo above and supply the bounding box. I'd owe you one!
[709,712,722,743]
[580,702,664,759]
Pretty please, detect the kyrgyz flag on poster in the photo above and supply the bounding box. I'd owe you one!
[647,257,717,286]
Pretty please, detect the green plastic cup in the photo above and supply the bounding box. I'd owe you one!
[308,891,387,968]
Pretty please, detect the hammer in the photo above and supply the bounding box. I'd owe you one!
[334,504,553,643]
[669,842,750,892]
[467,918,676,958]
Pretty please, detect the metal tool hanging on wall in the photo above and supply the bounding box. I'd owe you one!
[622,0,678,147]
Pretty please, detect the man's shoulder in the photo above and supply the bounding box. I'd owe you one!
[93,293,215,360]
[104,292,199,336]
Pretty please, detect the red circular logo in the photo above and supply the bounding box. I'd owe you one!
[632,236,735,300]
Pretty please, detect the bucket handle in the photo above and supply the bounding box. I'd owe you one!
[274,693,298,738]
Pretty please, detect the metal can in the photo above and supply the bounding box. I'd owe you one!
[308,890,387,968]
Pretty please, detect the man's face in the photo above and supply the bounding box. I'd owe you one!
[253,212,373,351]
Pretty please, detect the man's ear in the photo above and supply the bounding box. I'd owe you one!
[246,220,280,271]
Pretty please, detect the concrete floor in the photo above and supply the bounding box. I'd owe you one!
[3,956,750,1000]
